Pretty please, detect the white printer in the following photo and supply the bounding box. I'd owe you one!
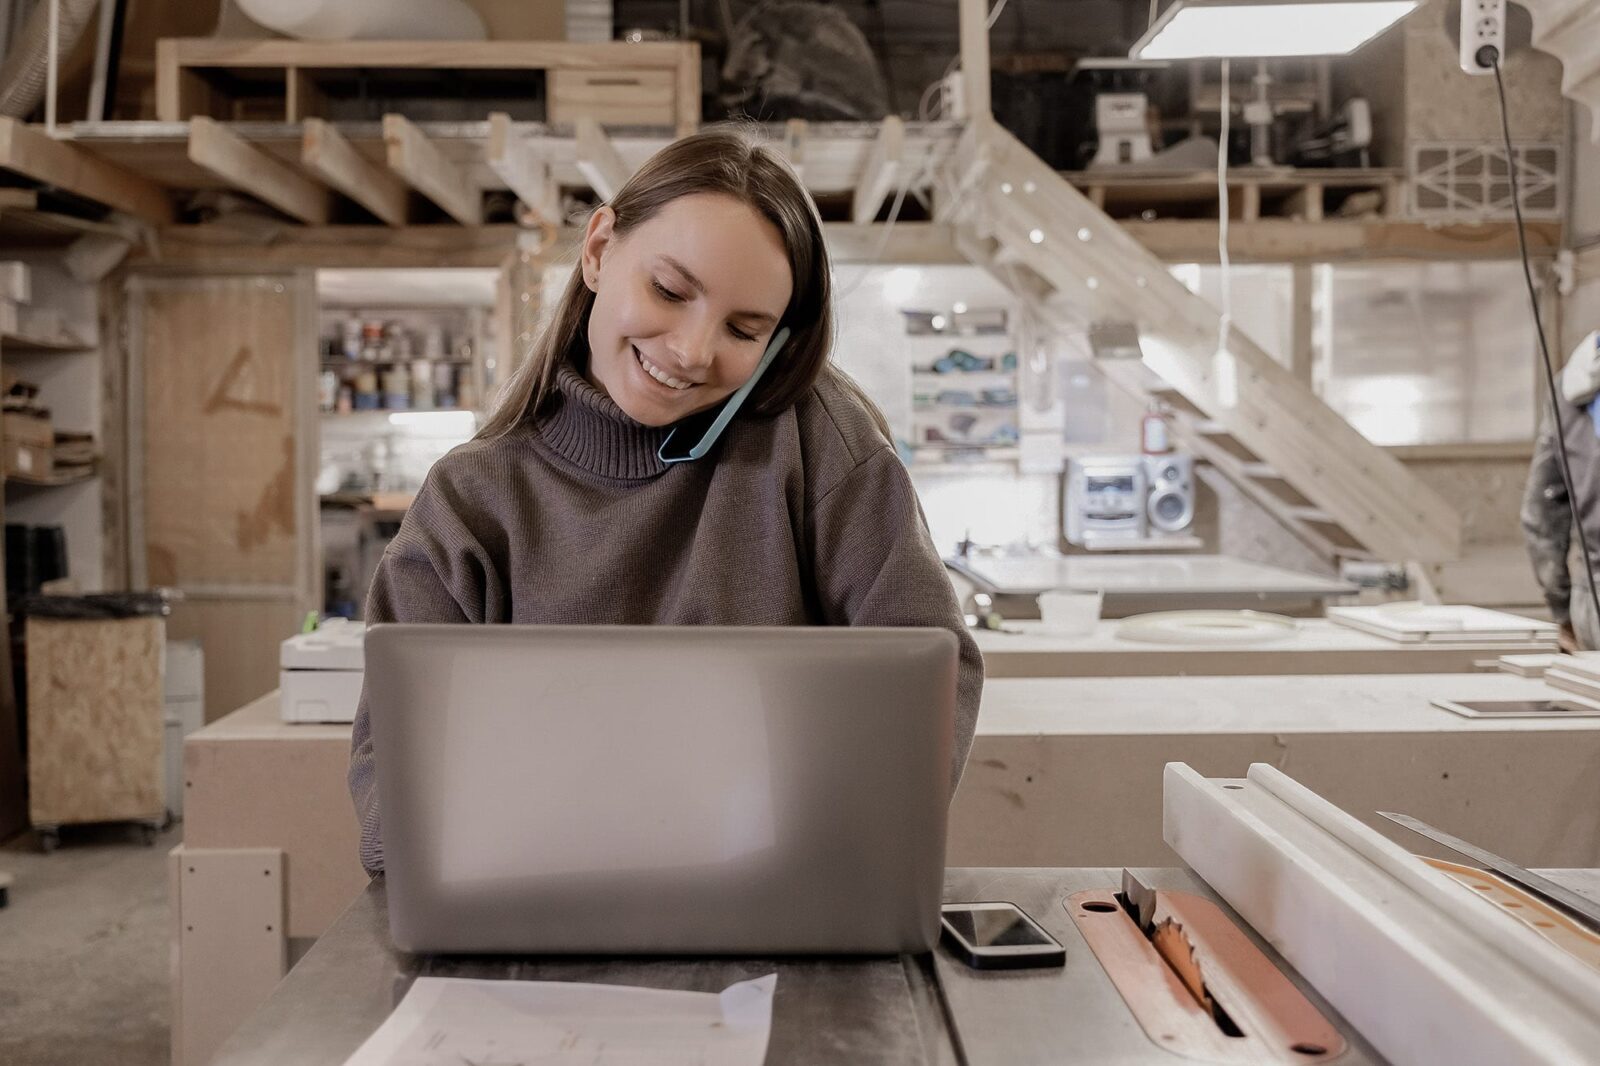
[280,619,366,723]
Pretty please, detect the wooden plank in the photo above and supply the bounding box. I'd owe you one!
[0,119,172,223]
[574,116,631,201]
[1121,219,1563,263]
[171,846,287,1066]
[852,116,905,224]
[160,37,696,72]
[138,220,963,270]
[1291,262,1314,384]
[486,112,559,226]
[381,114,480,226]
[1285,183,1324,222]
[301,118,408,227]
[188,117,331,224]
[547,69,676,127]
[26,616,165,826]
[1164,762,1600,1066]
[285,67,325,123]
[674,42,701,136]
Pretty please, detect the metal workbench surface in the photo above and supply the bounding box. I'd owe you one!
[207,865,1466,1065]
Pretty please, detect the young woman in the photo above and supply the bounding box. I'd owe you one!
[348,128,984,875]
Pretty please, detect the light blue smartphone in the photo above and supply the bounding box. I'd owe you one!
[657,326,791,464]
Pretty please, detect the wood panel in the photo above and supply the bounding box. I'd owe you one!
[127,274,316,722]
[170,845,287,1066]
[25,616,165,826]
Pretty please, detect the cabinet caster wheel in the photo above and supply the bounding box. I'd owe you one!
[140,824,158,847]
[37,830,60,854]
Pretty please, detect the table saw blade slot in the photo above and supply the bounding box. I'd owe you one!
[1068,885,1346,1063]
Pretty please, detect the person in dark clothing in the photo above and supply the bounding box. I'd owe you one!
[1522,330,1600,650]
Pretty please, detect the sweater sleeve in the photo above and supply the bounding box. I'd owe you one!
[349,473,498,876]
[807,447,984,794]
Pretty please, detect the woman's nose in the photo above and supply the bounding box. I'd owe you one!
[668,316,719,372]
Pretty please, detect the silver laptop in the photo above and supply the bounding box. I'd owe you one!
[366,625,957,955]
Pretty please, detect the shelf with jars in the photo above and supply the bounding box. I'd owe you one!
[316,304,495,417]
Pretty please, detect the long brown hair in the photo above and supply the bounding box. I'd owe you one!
[477,126,890,443]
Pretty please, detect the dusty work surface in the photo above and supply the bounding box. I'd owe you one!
[973,618,1557,678]
[208,868,1419,1066]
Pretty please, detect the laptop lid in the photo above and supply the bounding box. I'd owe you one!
[367,625,956,955]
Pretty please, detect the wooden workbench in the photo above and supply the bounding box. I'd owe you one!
[949,553,1358,617]
[209,867,1393,1066]
[178,672,1600,1064]
[974,618,1559,678]
[950,673,1600,870]
[173,692,363,1066]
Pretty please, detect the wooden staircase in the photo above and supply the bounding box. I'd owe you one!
[937,118,1462,565]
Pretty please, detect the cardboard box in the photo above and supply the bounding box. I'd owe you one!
[3,439,53,479]
[3,410,53,448]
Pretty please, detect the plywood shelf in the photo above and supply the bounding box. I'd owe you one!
[5,468,96,489]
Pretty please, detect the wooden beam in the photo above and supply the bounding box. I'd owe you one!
[1120,219,1564,263]
[134,220,960,271]
[285,68,326,123]
[957,0,991,119]
[300,119,409,227]
[381,115,480,226]
[486,113,560,226]
[852,116,905,224]
[0,118,173,224]
[674,42,701,137]
[574,117,630,202]
[188,117,330,225]
[1290,262,1314,385]
[139,224,541,269]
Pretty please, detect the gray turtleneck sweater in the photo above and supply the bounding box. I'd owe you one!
[349,362,984,875]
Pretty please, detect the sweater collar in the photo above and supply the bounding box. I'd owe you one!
[536,361,670,480]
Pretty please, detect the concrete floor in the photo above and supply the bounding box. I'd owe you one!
[0,821,183,1066]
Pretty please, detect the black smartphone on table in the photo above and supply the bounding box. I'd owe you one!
[940,901,1066,970]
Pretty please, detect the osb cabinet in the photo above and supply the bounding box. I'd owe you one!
[26,615,166,843]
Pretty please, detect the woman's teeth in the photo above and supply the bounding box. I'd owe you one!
[635,346,693,391]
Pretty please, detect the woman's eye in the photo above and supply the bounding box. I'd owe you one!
[728,325,758,343]
[651,280,685,302]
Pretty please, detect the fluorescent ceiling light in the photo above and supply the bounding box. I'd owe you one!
[1131,0,1417,59]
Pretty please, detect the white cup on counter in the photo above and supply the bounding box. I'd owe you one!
[1037,589,1102,635]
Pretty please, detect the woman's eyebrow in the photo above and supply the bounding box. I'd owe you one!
[658,255,780,325]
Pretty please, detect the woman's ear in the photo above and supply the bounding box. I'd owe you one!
[580,206,617,293]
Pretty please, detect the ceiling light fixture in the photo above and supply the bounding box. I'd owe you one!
[1130,0,1417,60]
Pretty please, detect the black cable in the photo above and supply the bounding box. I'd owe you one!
[1490,51,1600,641]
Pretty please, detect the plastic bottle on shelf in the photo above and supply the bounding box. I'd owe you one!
[1140,400,1172,455]
[434,362,457,408]
[353,368,380,410]
[411,359,436,410]
[342,315,362,361]
[383,365,411,411]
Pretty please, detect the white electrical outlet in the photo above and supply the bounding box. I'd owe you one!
[1460,0,1506,75]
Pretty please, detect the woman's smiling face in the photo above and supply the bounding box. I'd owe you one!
[580,192,794,427]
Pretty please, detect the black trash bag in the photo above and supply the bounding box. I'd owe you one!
[18,591,171,620]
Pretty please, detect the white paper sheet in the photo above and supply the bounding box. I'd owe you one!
[342,973,778,1066]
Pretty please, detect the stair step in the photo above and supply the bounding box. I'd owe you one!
[1288,506,1339,526]
[1238,461,1279,479]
